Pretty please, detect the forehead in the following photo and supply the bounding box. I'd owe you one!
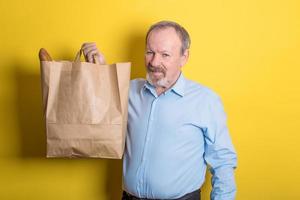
[146,27,182,51]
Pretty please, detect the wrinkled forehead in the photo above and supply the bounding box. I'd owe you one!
[147,27,181,42]
[146,27,182,51]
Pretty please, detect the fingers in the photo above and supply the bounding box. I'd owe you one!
[86,49,100,63]
[81,42,106,64]
[81,42,97,62]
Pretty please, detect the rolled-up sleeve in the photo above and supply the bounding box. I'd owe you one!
[203,94,237,200]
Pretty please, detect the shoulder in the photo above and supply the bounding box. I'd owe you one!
[184,78,221,101]
[184,78,226,120]
[129,78,146,93]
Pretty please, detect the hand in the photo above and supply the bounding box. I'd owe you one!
[81,42,106,64]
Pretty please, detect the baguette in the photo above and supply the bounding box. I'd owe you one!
[39,48,52,61]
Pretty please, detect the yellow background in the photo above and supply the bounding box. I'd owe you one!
[0,0,299,199]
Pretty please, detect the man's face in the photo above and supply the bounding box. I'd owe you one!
[145,27,189,88]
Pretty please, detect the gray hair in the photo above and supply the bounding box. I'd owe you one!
[145,20,191,55]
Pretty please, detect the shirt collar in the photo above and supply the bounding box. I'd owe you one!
[171,72,185,97]
[142,72,185,97]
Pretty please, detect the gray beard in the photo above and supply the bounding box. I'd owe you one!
[146,73,170,88]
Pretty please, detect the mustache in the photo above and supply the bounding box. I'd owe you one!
[147,64,167,74]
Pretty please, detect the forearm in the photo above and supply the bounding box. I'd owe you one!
[210,166,236,200]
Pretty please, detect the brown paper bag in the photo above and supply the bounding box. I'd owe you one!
[40,49,131,159]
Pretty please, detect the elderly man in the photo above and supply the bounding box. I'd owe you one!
[82,21,237,200]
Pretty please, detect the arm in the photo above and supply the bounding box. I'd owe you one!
[203,94,237,200]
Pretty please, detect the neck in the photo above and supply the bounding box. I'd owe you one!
[155,87,166,96]
[155,72,181,96]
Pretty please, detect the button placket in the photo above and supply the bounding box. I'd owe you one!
[139,97,159,195]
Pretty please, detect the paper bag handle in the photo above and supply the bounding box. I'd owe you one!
[74,49,100,64]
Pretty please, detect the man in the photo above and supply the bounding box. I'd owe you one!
[82,21,237,200]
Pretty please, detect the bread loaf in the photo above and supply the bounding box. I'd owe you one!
[39,48,52,61]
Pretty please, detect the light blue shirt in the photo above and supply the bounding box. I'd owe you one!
[123,72,237,200]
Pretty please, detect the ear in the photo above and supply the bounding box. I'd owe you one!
[180,49,189,67]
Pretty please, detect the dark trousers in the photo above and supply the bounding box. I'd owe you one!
[122,189,201,200]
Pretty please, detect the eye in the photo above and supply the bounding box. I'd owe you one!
[146,51,154,55]
[162,53,170,57]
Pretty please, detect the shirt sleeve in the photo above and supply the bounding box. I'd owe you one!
[203,94,237,200]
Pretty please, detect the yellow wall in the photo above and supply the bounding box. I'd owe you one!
[1,0,299,199]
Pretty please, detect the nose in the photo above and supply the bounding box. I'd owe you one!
[150,53,161,67]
